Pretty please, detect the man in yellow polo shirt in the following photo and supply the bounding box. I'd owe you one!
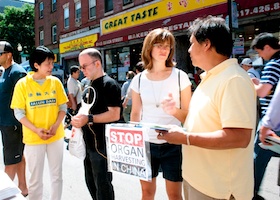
[158,16,256,200]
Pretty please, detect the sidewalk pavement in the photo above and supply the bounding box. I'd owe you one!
[0,137,279,199]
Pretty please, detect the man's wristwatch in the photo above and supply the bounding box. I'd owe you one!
[88,114,94,125]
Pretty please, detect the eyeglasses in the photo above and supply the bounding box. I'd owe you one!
[0,52,8,56]
[153,43,171,50]
[80,60,98,70]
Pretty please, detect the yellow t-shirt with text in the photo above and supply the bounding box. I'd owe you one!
[11,72,68,145]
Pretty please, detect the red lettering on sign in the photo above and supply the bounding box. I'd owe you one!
[110,128,143,147]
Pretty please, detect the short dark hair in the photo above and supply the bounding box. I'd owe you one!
[188,15,233,57]
[135,61,144,72]
[29,46,55,72]
[80,48,103,65]
[70,65,80,75]
[126,71,135,79]
[0,41,14,54]
[250,32,280,50]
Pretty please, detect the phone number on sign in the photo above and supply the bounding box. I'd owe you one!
[238,2,280,17]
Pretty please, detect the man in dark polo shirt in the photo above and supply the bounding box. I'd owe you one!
[0,41,28,196]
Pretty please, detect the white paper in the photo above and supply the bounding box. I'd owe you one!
[0,171,21,199]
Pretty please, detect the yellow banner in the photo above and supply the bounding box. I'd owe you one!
[59,34,98,54]
[101,0,226,35]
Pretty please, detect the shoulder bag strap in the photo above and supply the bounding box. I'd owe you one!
[138,72,142,95]
[178,69,181,109]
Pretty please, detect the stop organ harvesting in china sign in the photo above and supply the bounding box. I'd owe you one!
[105,124,152,181]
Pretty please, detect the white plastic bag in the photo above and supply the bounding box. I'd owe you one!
[69,127,86,159]
[69,86,96,159]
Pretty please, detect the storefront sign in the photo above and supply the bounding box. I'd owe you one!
[237,2,280,18]
[60,27,89,39]
[127,21,193,40]
[96,13,222,47]
[96,0,279,47]
[106,125,151,181]
[96,1,227,47]
[101,0,226,35]
[59,34,98,54]
[100,37,124,46]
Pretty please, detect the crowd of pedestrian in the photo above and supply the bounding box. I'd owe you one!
[1,14,280,200]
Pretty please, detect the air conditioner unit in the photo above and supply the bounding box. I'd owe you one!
[75,18,81,23]
[124,0,133,4]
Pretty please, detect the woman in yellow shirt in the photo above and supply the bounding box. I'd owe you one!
[11,46,68,200]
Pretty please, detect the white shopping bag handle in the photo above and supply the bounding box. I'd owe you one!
[78,86,96,115]
[69,86,96,160]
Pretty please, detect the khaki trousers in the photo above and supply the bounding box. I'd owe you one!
[183,179,235,200]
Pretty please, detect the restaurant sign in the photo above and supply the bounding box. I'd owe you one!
[59,34,98,54]
[101,0,226,35]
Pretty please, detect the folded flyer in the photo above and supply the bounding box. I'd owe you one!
[259,136,280,154]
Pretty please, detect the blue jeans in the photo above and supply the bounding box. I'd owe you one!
[84,148,114,200]
[253,122,280,195]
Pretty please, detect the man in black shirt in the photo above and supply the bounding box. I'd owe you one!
[71,48,121,200]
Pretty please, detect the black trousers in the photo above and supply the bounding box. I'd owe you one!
[84,148,114,200]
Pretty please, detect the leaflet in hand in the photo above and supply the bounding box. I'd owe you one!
[265,136,280,145]
[128,121,186,132]
[259,136,280,154]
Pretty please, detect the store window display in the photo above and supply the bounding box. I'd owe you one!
[105,47,131,82]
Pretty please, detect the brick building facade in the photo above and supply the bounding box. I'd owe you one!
[34,0,280,81]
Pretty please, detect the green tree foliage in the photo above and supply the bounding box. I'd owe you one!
[0,4,34,63]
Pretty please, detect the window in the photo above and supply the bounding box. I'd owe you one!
[39,30,44,45]
[75,2,81,20]
[89,0,96,19]
[52,0,57,12]
[105,47,131,82]
[39,2,44,18]
[64,7,69,28]
[123,0,133,6]
[105,0,113,13]
[52,25,57,44]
